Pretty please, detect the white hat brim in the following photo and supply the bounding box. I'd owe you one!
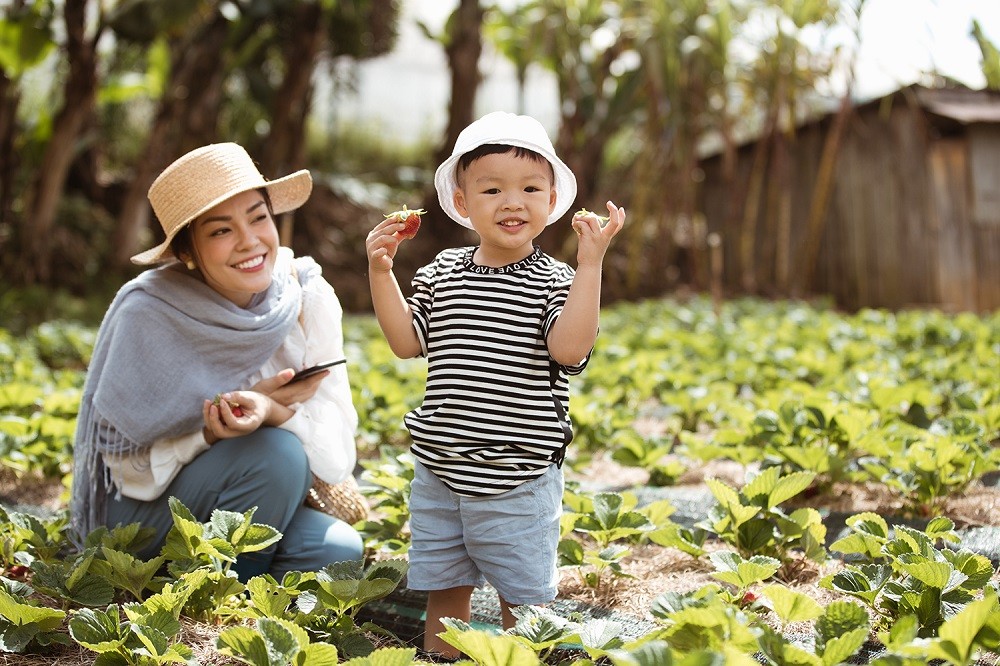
[434,131,577,229]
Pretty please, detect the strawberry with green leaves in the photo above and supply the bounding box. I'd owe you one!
[384,205,426,240]
[572,207,609,235]
[213,393,244,417]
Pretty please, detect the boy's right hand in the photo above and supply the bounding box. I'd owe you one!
[366,217,406,272]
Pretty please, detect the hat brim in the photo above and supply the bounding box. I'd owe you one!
[434,139,577,229]
[131,169,313,265]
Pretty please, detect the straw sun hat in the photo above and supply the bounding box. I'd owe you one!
[131,142,313,265]
[434,111,577,229]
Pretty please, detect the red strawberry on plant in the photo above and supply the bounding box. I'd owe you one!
[385,205,426,240]
[213,394,244,417]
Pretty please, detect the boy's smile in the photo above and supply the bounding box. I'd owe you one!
[453,151,557,266]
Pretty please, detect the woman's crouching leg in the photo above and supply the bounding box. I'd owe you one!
[267,505,365,578]
[221,427,312,581]
[106,426,310,578]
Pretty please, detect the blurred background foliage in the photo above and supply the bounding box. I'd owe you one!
[1,0,998,332]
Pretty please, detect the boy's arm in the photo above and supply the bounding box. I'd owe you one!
[547,264,602,366]
[547,201,626,366]
[366,217,422,358]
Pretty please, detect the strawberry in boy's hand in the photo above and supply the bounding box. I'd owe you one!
[384,205,426,240]
[213,394,244,417]
[572,208,610,235]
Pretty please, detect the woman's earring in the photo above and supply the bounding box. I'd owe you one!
[185,260,196,271]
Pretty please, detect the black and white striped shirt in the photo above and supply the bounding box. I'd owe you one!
[404,246,589,496]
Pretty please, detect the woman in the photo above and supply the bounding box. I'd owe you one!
[70,143,363,580]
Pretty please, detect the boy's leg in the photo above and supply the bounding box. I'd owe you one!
[424,585,474,657]
[463,464,564,613]
[498,599,518,630]
[407,461,486,658]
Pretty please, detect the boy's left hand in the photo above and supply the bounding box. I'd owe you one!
[571,200,626,266]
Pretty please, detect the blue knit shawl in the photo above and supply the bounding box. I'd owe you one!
[69,248,317,542]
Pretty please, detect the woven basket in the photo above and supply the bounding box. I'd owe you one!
[305,474,368,525]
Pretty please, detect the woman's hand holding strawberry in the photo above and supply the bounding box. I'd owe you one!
[202,390,271,444]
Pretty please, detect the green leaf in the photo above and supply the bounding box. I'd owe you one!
[438,624,540,666]
[767,471,817,508]
[216,625,273,665]
[100,547,163,600]
[815,600,869,644]
[341,646,416,665]
[819,627,868,666]
[761,584,823,624]
[0,587,65,629]
[68,605,126,653]
[245,576,292,618]
[895,555,954,589]
[299,640,341,664]
[929,592,1000,664]
[709,551,780,589]
[735,517,776,554]
[606,639,674,666]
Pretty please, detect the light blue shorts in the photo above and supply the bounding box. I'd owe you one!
[407,459,564,606]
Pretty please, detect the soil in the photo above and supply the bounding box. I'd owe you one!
[562,454,1000,622]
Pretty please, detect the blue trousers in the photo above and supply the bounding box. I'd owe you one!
[105,427,363,581]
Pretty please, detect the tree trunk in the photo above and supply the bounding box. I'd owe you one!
[261,2,324,246]
[23,0,99,285]
[261,1,323,178]
[111,12,230,267]
[0,70,19,232]
[422,0,483,243]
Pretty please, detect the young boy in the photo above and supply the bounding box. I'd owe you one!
[365,111,625,657]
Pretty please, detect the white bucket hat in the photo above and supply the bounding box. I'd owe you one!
[131,142,313,265]
[434,112,577,229]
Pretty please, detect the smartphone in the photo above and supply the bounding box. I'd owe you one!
[289,359,347,383]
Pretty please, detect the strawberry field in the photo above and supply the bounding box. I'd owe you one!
[2,296,999,665]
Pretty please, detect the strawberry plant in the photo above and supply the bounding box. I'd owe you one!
[438,620,542,665]
[744,399,858,486]
[29,548,116,609]
[68,602,194,665]
[161,496,282,579]
[293,558,407,658]
[506,605,625,662]
[0,576,70,653]
[708,550,781,600]
[648,585,762,655]
[822,514,997,637]
[857,417,1000,517]
[356,447,413,555]
[559,490,655,590]
[696,467,827,567]
[610,429,686,486]
[217,616,340,665]
[755,598,871,666]
[0,506,67,570]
